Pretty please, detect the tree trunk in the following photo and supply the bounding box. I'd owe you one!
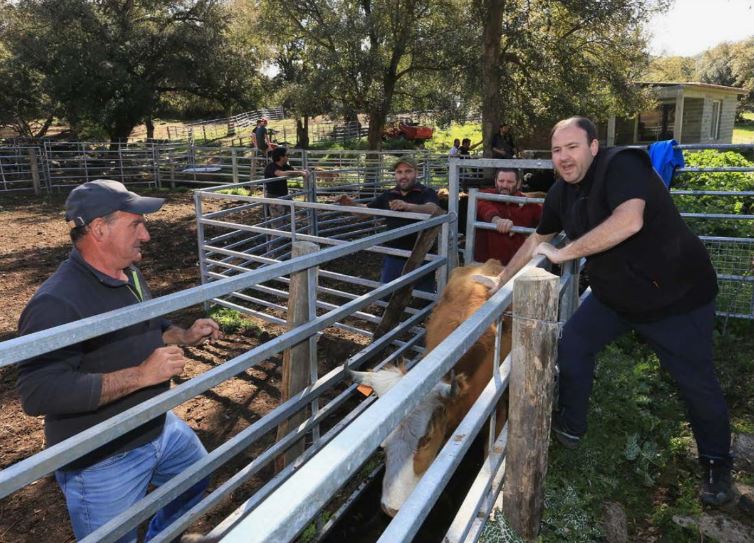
[34,116,55,138]
[145,116,155,141]
[480,0,505,158]
[366,69,399,150]
[366,108,385,150]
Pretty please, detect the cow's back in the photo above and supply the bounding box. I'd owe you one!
[425,259,511,430]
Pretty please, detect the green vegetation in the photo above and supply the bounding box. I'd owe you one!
[217,187,251,197]
[733,111,754,144]
[424,123,485,154]
[673,149,754,238]
[482,323,754,542]
[208,307,260,335]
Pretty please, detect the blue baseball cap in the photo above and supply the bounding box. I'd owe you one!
[65,179,164,228]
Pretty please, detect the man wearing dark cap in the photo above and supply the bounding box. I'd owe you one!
[337,157,441,291]
[17,180,221,542]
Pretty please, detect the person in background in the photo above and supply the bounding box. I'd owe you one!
[474,168,542,265]
[255,117,271,156]
[474,116,732,507]
[448,138,461,157]
[263,146,310,217]
[490,123,517,159]
[17,180,222,542]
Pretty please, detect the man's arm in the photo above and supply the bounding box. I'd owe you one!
[473,231,557,292]
[273,168,309,179]
[388,200,441,214]
[533,198,644,264]
[98,346,187,406]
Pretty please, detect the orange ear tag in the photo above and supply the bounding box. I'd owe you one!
[357,384,374,397]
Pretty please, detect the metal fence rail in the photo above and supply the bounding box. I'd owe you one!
[0,213,451,543]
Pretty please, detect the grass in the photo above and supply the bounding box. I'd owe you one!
[208,307,261,335]
[732,111,754,144]
[217,187,250,196]
[480,319,754,542]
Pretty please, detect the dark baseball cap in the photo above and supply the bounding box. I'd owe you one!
[65,179,165,228]
[391,156,418,171]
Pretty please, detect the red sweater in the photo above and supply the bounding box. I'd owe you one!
[474,189,542,265]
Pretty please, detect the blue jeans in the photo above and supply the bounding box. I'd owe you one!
[557,294,731,463]
[55,412,209,542]
[380,255,436,293]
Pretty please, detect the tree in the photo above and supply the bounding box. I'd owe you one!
[696,43,737,88]
[1,0,262,142]
[643,55,696,82]
[696,38,754,112]
[274,0,462,149]
[471,0,670,154]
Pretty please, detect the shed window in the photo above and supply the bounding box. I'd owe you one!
[710,100,722,140]
[638,103,675,142]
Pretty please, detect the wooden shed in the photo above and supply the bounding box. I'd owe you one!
[603,82,747,146]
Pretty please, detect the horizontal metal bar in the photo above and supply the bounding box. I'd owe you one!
[473,221,536,235]
[1,214,448,366]
[681,213,754,220]
[672,190,754,196]
[474,192,545,204]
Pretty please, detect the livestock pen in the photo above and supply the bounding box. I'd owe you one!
[0,156,577,542]
[1,144,751,542]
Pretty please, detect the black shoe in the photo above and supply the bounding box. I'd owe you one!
[552,414,582,450]
[700,458,734,506]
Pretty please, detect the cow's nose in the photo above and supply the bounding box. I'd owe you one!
[381,503,398,517]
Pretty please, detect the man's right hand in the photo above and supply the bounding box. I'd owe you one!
[493,217,514,235]
[139,346,186,387]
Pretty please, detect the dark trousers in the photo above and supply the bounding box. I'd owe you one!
[558,294,731,462]
[380,255,436,293]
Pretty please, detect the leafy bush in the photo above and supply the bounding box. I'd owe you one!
[673,150,754,237]
[208,307,259,335]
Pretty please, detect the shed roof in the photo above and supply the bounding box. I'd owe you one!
[636,81,748,95]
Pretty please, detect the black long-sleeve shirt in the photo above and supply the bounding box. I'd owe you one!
[17,248,171,470]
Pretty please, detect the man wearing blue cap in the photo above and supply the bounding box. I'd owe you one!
[17,180,221,542]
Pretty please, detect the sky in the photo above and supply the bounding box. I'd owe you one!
[647,0,754,57]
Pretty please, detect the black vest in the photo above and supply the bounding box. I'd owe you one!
[576,147,717,321]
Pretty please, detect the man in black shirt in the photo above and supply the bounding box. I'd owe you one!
[17,180,222,540]
[263,146,310,218]
[490,123,516,159]
[475,117,732,506]
[337,157,440,291]
[255,117,270,156]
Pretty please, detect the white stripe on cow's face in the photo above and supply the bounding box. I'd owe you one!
[380,380,449,515]
[350,366,455,515]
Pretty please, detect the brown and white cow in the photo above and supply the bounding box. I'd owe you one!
[351,259,512,516]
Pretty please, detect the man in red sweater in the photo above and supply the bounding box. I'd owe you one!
[474,168,542,264]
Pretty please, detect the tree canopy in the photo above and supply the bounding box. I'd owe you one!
[10,0,749,145]
[0,0,264,141]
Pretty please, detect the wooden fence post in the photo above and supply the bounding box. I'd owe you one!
[502,267,559,541]
[28,148,41,195]
[275,241,319,471]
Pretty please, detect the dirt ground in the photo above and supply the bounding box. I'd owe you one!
[0,191,375,542]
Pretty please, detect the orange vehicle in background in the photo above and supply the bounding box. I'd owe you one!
[383,120,434,143]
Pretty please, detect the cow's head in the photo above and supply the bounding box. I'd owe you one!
[350,366,461,516]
